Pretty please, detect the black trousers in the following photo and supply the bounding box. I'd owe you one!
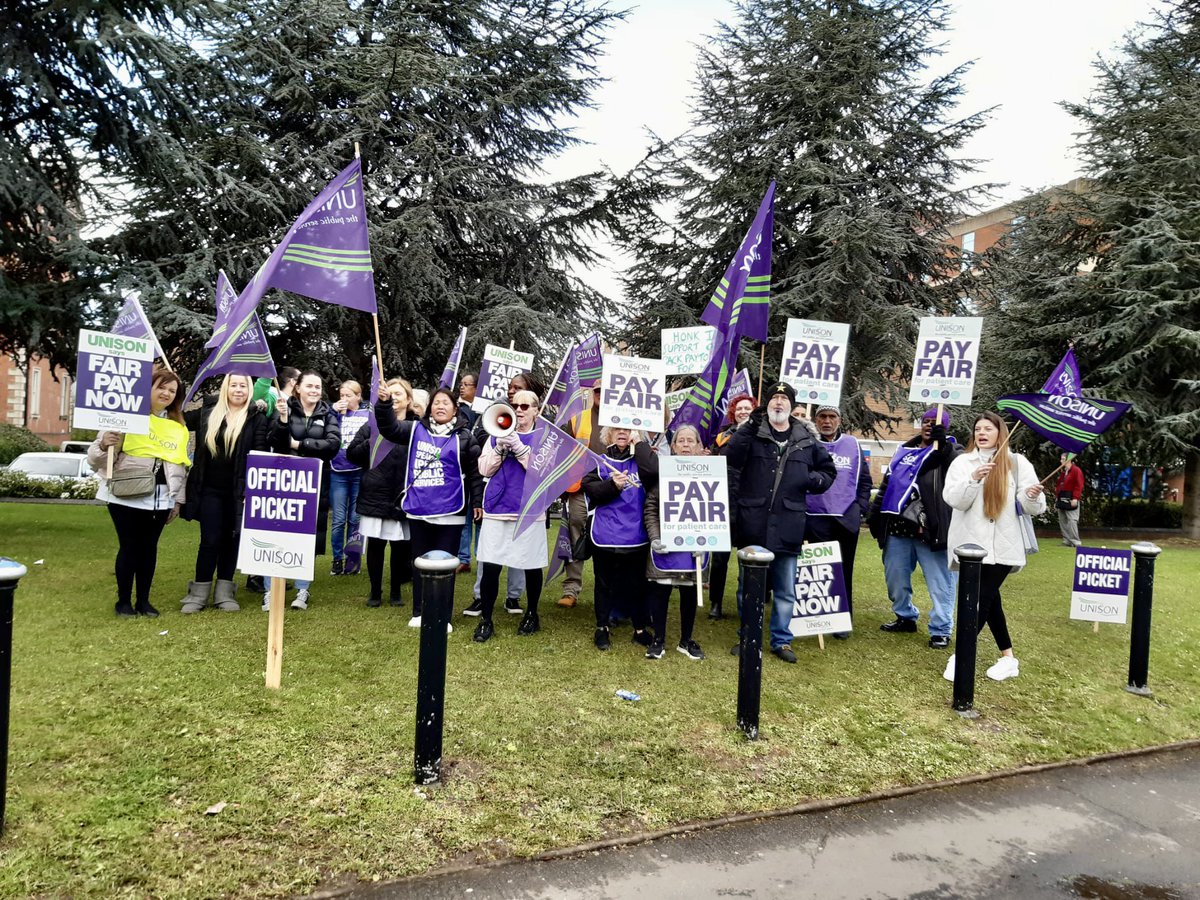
[804,517,861,616]
[107,503,170,606]
[591,547,648,630]
[978,564,1013,652]
[408,520,463,616]
[647,581,697,645]
[195,488,239,582]
[708,551,731,607]
[480,563,542,620]
[366,537,412,602]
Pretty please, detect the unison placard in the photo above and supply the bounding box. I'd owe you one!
[72,328,154,434]
[238,452,323,581]
[473,344,535,414]
[1070,546,1131,624]
[780,319,851,407]
[658,455,731,552]
[790,541,852,637]
[908,316,984,406]
[600,354,665,430]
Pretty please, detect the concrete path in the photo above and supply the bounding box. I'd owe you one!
[344,746,1200,899]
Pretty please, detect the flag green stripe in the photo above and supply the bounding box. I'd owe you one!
[280,254,374,273]
[996,400,1095,440]
[747,274,771,283]
[286,243,371,258]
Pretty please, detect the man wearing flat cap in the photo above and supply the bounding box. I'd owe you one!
[803,405,874,638]
[726,382,838,663]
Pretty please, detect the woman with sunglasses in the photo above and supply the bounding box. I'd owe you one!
[470,390,547,642]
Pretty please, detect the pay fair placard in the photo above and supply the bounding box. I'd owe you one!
[780,318,851,408]
[600,354,665,430]
[658,455,731,552]
[907,316,983,406]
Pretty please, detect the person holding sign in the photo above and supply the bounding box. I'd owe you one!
[268,371,341,610]
[87,366,191,618]
[706,393,755,620]
[178,375,270,613]
[867,409,962,649]
[725,382,838,664]
[580,427,657,652]
[803,405,873,638]
[471,390,548,642]
[643,425,709,661]
[942,412,1046,682]
[328,380,368,576]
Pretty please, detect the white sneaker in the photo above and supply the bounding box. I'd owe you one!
[291,589,309,611]
[942,654,956,682]
[446,623,453,634]
[408,615,421,628]
[262,593,271,612]
[986,655,1019,681]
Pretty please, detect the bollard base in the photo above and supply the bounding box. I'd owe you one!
[954,708,980,720]
[1124,684,1153,698]
[738,721,759,742]
[414,765,441,786]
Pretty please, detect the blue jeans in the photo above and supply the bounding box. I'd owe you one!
[329,470,362,561]
[458,520,479,566]
[267,577,311,592]
[736,553,799,650]
[883,535,958,637]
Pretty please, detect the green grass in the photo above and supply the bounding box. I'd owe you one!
[1,504,1198,897]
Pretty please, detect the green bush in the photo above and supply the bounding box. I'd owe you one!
[0,470,98,500]
[0,424,52,466]
[1092,500,1182,529]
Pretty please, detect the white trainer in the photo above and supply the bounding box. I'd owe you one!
[408,615,421,628]
[262,593,271,612]
[986,655,1019,681]
[942,654,956,682]
[291,589,309,611]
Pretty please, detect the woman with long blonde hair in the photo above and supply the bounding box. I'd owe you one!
[942,411,1046,682]
[178,374,270,613]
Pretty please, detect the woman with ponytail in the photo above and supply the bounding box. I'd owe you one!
[179,374,270,612]
[942,412,1045,682]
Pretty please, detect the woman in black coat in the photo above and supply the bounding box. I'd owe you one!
[179,375,270,613]
[268,371,340,610]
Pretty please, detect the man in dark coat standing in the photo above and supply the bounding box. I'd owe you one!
[726,382,838,663]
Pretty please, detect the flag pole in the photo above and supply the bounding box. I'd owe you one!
[995,421,1022,456]
[356,141,386,376]
[757,345,766,404]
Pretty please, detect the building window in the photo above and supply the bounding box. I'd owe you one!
[30,367,41,418]
[60,375,72,418]
[960,231,975,271]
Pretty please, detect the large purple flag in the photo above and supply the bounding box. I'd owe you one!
[513,420,605,538]
[1041,348,1083,397]
[545,339,590,427]
[439,326,467,390]
[997,393,1131,455]
[110,296,167,362]
[206,270,241,349]
[546,520,573,583]
[183,306,276,405]
[367,355,397,468]
[575,332,603,387]
[699,182,774,343]
[669,323,741,444]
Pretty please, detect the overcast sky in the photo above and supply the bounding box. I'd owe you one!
[546,0,1157,296]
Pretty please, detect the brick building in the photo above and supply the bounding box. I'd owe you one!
[1,353,74,446]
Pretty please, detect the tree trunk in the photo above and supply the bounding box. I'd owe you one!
[1183,448,1200,540]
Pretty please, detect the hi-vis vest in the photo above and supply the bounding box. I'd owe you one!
[565,411,593,494]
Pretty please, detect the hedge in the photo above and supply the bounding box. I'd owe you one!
[0,470,98,500]
[0,425,52,466]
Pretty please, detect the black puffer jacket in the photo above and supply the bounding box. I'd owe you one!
[346,405,418,521]
[181,398,270,524]
[867,426,962,552]
[269,397,340,554]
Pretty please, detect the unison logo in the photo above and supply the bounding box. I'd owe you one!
[250,539,305,569]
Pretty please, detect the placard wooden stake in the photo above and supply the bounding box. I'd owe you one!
[265,578,286,689]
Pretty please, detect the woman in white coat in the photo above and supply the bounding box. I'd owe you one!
[942,411,1046,681]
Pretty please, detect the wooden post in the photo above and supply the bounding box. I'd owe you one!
[817,634,825,650]
[994,421,1022,456]
[695,555,704,608]
[106,445,114,480]
[264,578,287,689]
[933,402,944,450]
[757,345,766,404]
[356,142,386,378]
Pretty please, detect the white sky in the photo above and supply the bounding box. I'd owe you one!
[546,0,1157,297]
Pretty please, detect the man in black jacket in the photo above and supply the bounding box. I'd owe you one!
[726,382,838,663]
[866,409,962,649]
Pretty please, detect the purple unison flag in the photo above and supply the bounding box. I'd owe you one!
[184,308,276,405]
[206,270,241,349]
[546,340,589,427]
[1040,348,1083,397]
[546,519,573,583]
[367,355,397,468]
[513,420,604,538]
[997,393,1131,455]
[669,323,740,444]
[110,296,167,362]
[574,332,602,387]
[699,182,774,343]
[439,326,467,390]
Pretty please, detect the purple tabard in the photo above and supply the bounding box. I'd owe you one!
[590,456,648,548]
[807,434,862,516]
[881,443,935,514]
[482,428,538,515]
[402,422,465,520]
[652,550,710,573]
[332,409,369,472]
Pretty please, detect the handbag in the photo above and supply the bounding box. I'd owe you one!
[571,522,594,562]
[1016,499,1039,555]
[109,457,160,498]
[1055,490,1075,512]
[898,493,926,529]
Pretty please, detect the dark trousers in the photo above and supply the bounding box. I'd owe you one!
[409,520,463,616]
[592,547,648,630]
[107,503,170,606]
[648,581,697,645]
[978,564,1013,652]
[480,563,543,620]
[708,551,730,607]
[195,488,239,582]
[366,537,412,602]
[804,517,861,616]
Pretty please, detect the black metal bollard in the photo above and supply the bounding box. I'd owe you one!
[736,546,774,740]
[1126,541,1162,698]
[413,551,459,785]
[0,557,28,833]
[951,544,987,718]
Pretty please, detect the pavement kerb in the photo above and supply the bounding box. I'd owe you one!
[304,736,1200,899]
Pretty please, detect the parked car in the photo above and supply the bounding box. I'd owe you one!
[6,452,96,482]
[60,440,92,454]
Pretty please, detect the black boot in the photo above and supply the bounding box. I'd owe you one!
[115,599,136,618]
[366,591,382,608]
[135,598,160,618]
[707,598,724,620]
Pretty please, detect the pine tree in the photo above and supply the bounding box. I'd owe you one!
[619,0,988,433]
[984,3,1200,537]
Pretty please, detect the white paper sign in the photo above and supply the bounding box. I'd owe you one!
[600,354,665,430]
[658,455,731,552]
[661,326,717,375]
[908,317,984,405]
[780,319,851,407]
[473,344,535,414]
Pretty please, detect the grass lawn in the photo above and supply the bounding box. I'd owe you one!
[0,503,1198,897]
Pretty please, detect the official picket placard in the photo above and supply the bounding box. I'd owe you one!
[661,326,717,375]
[1070,547,1131,624]
[238,452,322,581]
[908,316,984,405]
[790,541,852,637]
[473,344,535,414]
[73,328,154,433]
[780,319,851,407]
[659,456,731,552]
[600,354,665,430]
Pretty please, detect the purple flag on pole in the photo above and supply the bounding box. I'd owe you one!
[513,420,605,538]
[575,332,603,387]
[997,393,1131,455]
[110,296,167,362]
[183,307,276,405]
[206,270,241,349]
[367,355,397,468]
[1040,348,1083,397]
[546,340,590,428]
[699,182,774,343]
[546,520,573,583]
[439,326,467,390]
[669,323,740,444]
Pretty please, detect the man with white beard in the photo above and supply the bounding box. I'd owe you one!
[725,382,838,663]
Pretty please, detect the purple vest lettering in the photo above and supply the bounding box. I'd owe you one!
[880,443,936,514]
[482,427,538,515]
[590,456,648,548]
[652,550,710,573]
[402,422,465,519]
[807,434,862,516]
[332,409,370,471]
